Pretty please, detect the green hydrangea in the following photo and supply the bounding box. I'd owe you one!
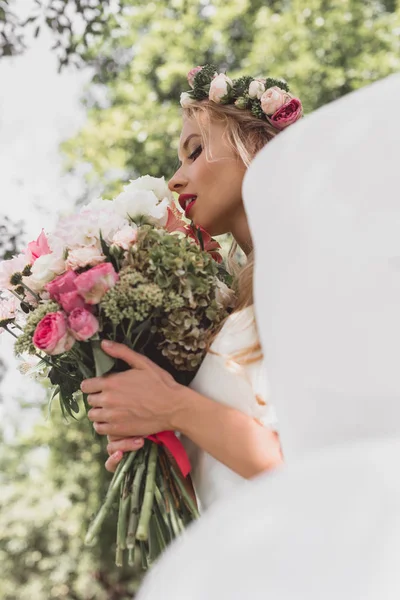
[100,267,164,326]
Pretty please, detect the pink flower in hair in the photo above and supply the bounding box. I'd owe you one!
[187,66,203,89]
[267,97,303,130]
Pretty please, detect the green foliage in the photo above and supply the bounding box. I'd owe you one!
[61,0,400,195]
[0,408,143,599]
[0,0,124,68]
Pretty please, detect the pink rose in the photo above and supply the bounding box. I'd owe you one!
[33,312,75,355]
[26,230,51,264]
[65,246,105,271]
[68,308,99,341]
[187,66,203,88]
[45,271,77,302]
[74,263,119,305]
[59,290,86,313]
[260,86,290,116]
[208,73,232,104]
[267,97,303,130]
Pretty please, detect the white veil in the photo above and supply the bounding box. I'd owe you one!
[246,73,400,460]
[137,75,400,600]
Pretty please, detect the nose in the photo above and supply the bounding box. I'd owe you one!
[168,167,188,193]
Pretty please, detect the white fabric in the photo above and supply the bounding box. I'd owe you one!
[137,74,400,600]
[184,304,278,509]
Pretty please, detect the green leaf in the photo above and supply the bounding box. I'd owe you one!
[91,339,115,376]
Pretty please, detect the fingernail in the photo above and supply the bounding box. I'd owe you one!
[133,438,143,445]
[112,451,122,460]
[102,340,113,348]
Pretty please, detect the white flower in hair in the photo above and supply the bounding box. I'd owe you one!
[260,86,291,116]
[209,73,232,103]
[248,79,266,100]
[180,91,197,108]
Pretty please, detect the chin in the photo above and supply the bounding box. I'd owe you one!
[190,212,227,237]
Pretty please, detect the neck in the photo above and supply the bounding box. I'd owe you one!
[230,208,253,256]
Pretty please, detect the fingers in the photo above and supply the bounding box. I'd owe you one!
[100,340,151,369]
[80,377,107,394]
[105,451,123,473]
[86,392,106,408]
[107,436,144,455]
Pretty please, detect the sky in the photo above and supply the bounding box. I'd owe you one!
[0,10,91,439]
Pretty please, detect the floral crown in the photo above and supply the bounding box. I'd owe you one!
[180,64,303,130]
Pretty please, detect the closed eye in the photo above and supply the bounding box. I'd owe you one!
[188,145,202,161]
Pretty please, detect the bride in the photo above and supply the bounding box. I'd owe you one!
[83,65,303,509]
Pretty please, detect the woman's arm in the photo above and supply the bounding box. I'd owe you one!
[173,387,282,478]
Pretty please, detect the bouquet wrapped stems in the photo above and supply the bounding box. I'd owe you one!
[85,440,199,568]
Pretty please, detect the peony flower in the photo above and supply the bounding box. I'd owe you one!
[114,187,170,228]
[180,92,197,109]
[54,198,128,249]
[208,73,232,104]
[33,312,75,355]
[68,307,99,341]
[24,251,65,292]
[215,279,236,310]
[267,97,303,130]
[111,224,138,250]
[260,86,291,116]
[65,245,105,271]
[46,270,77,302]
[25,230,51,265]
[248,79,266,100]
[74,262,119,305]
[59,291,86,313]
[0,254,29,290]
[121,175,173,204]
[187,66,203,88]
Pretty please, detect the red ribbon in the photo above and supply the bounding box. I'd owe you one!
[147,430,191,477]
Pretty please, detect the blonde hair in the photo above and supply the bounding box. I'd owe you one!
[183,100,280,363]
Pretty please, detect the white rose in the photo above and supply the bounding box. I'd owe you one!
[208,73,232,104]
[26,252,66,292]
[180,92,197,109]
[124,175,173,204]
[215,279,236,310]
[248,79,266,100]
[111,224,138,250]
[260,86,290,116]
[65,246,106,271]
[114,187,170,227]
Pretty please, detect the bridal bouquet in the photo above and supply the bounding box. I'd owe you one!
[0,176,233,568]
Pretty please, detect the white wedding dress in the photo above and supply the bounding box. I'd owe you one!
[182,304,278,510]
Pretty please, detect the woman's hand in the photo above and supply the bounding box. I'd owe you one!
[81,340,186,438]
[104,435,145,473]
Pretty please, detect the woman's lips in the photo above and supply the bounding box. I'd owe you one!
[184,199,196,218]
[178,194,197,218]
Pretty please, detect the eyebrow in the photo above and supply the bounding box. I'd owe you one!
[182,133,201,151]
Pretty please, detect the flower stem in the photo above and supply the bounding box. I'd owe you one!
[20,282,40,302]
[126,451,147,549]
[85,451,137,545]
[136,443,158,542]
[2,324,18,339]
[170,466,200,519]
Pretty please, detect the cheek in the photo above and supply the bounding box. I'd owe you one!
[193,186,243,235]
